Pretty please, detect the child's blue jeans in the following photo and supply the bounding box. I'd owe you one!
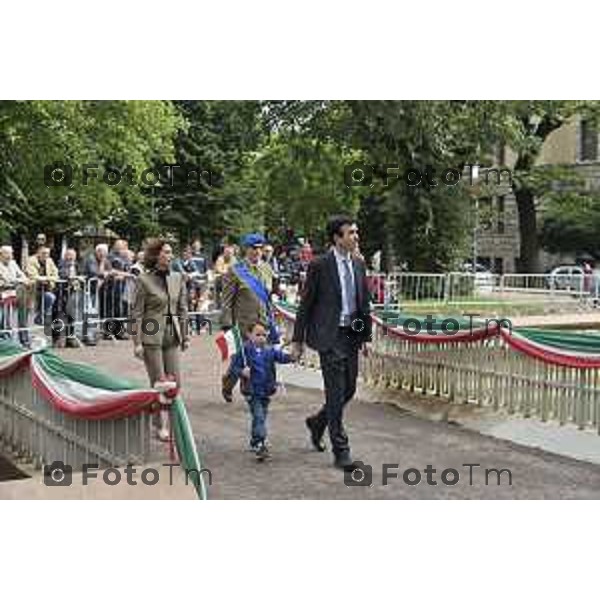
[246,395,271,446]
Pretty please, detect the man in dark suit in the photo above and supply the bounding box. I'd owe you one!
[291,215,371,470]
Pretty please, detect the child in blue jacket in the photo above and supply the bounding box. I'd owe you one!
[230,321,295,460]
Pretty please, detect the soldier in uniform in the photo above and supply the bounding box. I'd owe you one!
[220,233,277,402]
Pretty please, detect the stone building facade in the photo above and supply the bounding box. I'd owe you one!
[474,115,600,273]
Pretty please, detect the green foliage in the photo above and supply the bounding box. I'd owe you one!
[540,189,600,258]
[0,100,183,239]
[248,135,362,244]
[5,99,600,271]
[148,100,267,246]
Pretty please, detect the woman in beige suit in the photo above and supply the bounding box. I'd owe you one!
[132,239,190,440]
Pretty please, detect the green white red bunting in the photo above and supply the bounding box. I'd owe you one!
[0,339,160,418]
[0,341,208,498]
[30,353,159,419]
[171,397,208,500]
[274,302,600,369]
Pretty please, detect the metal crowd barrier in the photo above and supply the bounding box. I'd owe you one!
[0,273,220,345]
[0,358,153,471]
[366,271,596,312]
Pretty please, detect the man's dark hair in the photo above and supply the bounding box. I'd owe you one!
[326,214,355,244]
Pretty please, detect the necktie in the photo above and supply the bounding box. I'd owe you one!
[343,258,357,319]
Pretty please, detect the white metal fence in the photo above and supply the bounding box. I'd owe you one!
[366,271,596,311]
[362,321,600,433]
[0,274,220,345]
[275,305,600,434]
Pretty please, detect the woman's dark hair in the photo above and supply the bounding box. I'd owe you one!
[326,214,355,244]
[143,238,170,270]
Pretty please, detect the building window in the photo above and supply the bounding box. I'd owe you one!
[494,257,504,275]
[580,119,598,162]
[478,197,493,231]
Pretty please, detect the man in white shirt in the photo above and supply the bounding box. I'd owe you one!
[0,245,33,346]
[291,215,372,471]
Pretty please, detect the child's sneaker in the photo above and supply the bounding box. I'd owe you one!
[255,442,271,462]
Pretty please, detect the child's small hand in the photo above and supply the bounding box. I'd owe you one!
[242,367,251,378]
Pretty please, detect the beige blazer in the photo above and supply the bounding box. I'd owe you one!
[26,256,59,289]
[131,270,189,347]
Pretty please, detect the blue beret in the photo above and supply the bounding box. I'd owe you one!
[241,233,266,247]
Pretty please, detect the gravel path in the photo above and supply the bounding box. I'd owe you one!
[44,335,600,499]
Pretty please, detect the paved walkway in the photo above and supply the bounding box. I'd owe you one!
[2,336,600,499]
[511,313,600,329]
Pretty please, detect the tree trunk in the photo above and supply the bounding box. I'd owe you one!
[515,186,540,273]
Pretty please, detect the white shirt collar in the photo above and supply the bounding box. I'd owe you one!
[332,246,352,262]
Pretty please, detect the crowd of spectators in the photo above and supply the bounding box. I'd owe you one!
[0,232,335,349]
[0,228,484,352]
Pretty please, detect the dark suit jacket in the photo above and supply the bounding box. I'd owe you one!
[292,250,371,352]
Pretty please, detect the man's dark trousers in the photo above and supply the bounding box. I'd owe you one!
[311,328,359,457]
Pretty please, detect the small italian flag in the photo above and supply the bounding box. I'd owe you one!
[215,325,244,361]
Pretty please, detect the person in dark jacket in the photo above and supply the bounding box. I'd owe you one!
[230,321,295,461]
[291,215,372,471]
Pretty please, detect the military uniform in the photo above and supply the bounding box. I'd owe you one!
[220,259,274,337]
[220,232,275,401]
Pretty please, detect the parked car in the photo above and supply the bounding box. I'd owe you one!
[461,262,495,288]
[546,265,585,291]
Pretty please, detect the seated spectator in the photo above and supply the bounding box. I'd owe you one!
[81,244,112,345]
[35,233,47,251]
[214,245,237,309]
[130,251,145,277]
[299,241,314,264]
[26,245,58,328]
[172,245,200,278]
[106,239,132,340]
[56,248,83,348]
[190,238,209,275]
[214,245,237,275]
[0,245,32,346]
[173,245,209,334]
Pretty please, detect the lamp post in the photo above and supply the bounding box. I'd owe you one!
[472,197,479,270]
[471,165,480,270]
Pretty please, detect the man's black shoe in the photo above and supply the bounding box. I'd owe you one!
[305,417,325,452]
[334,453,357,472]
[255,442,271,462]
[222,388,233,403]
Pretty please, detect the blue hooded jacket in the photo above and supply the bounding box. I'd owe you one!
[230,341,294,397]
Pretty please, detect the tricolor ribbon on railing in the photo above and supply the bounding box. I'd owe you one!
[273,301,600,370]
[0,338,207,499]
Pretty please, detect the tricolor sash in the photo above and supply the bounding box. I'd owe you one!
[233,262,280,343]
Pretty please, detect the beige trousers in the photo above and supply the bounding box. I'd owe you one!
[142,343,181,386]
